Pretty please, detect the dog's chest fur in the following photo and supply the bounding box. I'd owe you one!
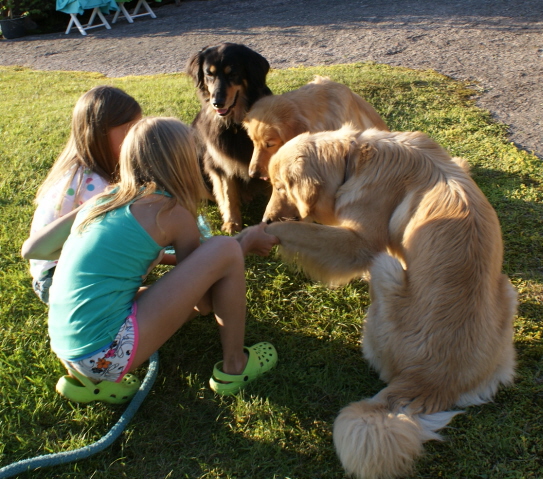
[194,109,254,180]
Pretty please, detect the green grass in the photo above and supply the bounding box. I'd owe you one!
[1,63,542,479]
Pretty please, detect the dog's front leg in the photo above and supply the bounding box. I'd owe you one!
[266,221,382,286]
[208,170,242,234]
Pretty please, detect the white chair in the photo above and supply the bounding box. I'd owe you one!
[112,0,156,24]
[65,7,111,35]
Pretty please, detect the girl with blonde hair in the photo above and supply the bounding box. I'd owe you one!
[27,85,143,304]
[23,117,278,402]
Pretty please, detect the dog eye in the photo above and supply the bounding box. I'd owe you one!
[265,142,275,149]
[225,68,239,78]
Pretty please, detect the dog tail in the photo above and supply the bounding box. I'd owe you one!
[333,391,460,479]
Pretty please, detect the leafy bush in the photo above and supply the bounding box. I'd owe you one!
[1,0,53,19]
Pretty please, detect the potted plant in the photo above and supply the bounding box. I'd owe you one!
[1,0,27,38]
[1,0,41,39]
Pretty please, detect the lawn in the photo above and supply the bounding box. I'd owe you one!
[0,63,542,479]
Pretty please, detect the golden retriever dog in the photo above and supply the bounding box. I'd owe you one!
[263,126,517,479]
[243,76,388,180]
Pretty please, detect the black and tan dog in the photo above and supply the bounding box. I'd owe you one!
[187,42,272,233]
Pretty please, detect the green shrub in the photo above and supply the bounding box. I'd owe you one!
[1,0,54,19]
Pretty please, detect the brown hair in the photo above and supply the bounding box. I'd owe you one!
[36,85,142,202]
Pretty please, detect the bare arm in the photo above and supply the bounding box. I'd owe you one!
[21,205,85,260]
[131,199,202,265]
[265,221,380,286]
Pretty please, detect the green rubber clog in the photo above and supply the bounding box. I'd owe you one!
[56,368,140,404]
[209,342,278,396]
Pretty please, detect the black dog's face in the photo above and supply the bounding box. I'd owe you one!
[201,52,246,117]
[187,43,271,122]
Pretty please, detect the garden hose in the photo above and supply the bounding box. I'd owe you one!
[0,352,159,479]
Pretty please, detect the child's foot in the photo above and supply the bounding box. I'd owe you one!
[56,369,140,404]
[209,342,278,396]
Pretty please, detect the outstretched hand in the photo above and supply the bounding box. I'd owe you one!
[236,222,280,257]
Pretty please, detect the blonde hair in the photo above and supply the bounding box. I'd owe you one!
[36,85,142,203]
[79,117,208,230]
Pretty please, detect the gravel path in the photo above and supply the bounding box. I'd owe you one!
[1,0,542,158]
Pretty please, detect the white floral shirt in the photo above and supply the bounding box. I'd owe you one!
[29,166,109,281]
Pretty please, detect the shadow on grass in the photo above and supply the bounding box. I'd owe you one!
[113,314,380,479]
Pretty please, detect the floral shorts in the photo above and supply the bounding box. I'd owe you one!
[64,304,139,383]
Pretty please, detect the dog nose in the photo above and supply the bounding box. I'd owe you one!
[212,92,226,109]
[249,166,259,178]
[265,218,273,225]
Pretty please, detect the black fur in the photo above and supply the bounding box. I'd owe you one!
[186,42,272,233]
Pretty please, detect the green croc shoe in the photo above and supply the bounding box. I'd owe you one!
[56,368,141,404]
[209,342,278,396]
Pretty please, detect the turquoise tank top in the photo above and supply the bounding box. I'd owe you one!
[48,195,166,360]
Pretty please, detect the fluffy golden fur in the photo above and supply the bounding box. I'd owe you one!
[243,76,388,180]
[186,43,272,233]
[264,126,517,479]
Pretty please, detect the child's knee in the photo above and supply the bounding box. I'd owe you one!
[207,236,244,262]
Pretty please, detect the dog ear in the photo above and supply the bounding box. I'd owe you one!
[285,113,309,140]
[295,179,321,219]
[288,157,322,217]
[186,46,208,90]
[241,46,272,98]
[275,113,309,144]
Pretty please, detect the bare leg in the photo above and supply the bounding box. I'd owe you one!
[132,236,248,375]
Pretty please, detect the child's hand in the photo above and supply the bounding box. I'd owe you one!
[236,222,279,257]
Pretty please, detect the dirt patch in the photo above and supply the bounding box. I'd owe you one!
[1,0,542,158]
